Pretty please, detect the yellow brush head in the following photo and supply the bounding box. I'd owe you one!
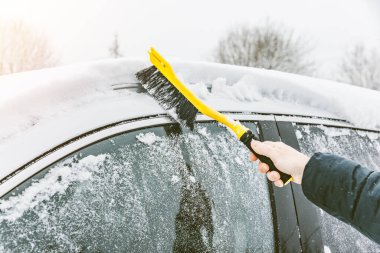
[137,47,249,138]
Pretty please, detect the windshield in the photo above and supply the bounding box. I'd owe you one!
[295,124,380,253]
[0,122,274,253]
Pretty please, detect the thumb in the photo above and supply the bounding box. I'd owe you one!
[251,140,276,158]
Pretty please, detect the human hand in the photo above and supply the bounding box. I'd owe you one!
[249,140,310,187]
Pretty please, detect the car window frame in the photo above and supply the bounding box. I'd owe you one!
[0,114,277,197]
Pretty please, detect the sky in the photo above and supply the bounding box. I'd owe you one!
[0,0,379,77]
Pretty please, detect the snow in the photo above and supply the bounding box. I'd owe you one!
[176,65,380,130]
[210,77,263,102]
[296,124,380,252]
[319,125,351,137]
[170,175,180,184]
[234,157,244,165]
[0,154,107,222]
[188,81,210,100]
[0,59,380,179]
[197,126,210,137]
[0,58,149,142]
[357,130,380,141]
[324,245,332,253]
[136,132,160,145]
[295,130,303,139]
[0,123,275,252]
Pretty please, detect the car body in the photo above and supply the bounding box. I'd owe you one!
[0,60,379,252]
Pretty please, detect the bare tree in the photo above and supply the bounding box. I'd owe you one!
[0,21,58,75]
[338,45,380,91]
[109,34,123,58]
[213,23,314,75]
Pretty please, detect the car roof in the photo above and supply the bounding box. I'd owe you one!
[1,59,379,179]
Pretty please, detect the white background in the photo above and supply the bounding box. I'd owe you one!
[0,0,379,75]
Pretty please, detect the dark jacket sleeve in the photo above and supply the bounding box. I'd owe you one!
[302,152,380,244]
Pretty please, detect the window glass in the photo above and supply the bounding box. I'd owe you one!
[295,124,380,253]
[0,122,274,253]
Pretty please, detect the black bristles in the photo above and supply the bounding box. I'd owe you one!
[136,66,198,130]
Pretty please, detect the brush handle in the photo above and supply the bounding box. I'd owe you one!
[240,130,292,185]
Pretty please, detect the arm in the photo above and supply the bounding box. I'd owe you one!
[250,140,380,244]
[302,152,380,244]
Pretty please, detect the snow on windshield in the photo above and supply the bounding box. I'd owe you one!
[136,132,161,145]
[0,155,107,222]
[296,124,380,253]
[0,124,274,252]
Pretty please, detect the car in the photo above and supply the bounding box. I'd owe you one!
[0,59,379,252]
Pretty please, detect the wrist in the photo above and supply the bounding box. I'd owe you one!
[292,154,310,184]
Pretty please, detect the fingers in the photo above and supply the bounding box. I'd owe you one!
[267,171,284,187]
[274,180,284,187]
[256,161,284,187]
[251,140,276,158]
[249,141,285,188]
[258,162,269,174]
[267,171,280,181]
[249,153,257,161]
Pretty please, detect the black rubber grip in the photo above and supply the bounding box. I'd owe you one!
[240,130,292,185]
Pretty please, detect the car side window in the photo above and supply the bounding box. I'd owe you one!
[0,122,274,253]
[295,124,380,253]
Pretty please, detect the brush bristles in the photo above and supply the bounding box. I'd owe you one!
[136,66,198,129]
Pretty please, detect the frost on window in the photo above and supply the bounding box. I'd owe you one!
[295,124,380,253]
[0,123,274,253]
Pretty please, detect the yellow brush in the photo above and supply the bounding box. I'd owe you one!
[136,47,292,185]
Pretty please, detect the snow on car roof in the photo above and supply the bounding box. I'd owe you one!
[0,58,380,178]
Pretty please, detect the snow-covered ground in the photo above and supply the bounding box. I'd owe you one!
[0,59,380,177]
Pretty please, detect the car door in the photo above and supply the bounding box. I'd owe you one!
[0,115,303,253]
[275,116,380,253]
